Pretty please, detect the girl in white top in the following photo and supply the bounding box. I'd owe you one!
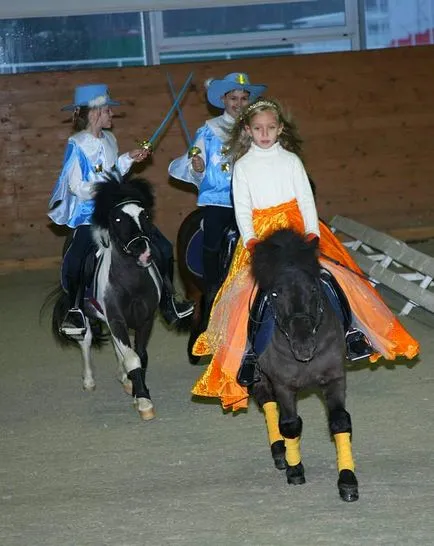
[192,98,419,413]
[231,100,319,250]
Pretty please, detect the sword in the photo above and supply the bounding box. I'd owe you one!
[166,72,192,148]
[138,72,194,152]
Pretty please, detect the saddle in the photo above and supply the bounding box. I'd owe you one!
[237,269,373,387]
[186,218,239,282]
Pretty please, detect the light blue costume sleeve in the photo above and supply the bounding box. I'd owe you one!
[47,141,94,228]
[168,127,206,188]
[116,152,134,176]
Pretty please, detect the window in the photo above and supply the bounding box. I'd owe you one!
[364,0,434,49]
[0,1,433,75]
[155,1,353,64]
[0,12,145,74]
[161,1,347,38]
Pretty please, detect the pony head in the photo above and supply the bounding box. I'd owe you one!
[92,177,155,267]
[252,229,322,362]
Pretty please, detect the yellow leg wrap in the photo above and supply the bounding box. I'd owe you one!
[334,432,355,472]
[263,402,283,445]
[285,437,301,466]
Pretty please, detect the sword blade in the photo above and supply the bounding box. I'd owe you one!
[166,72,192,148]
[149,72,194,146]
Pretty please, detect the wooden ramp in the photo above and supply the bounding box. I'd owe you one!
[329,215,434,316]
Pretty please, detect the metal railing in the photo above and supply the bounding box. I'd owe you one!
[0,56,147,74]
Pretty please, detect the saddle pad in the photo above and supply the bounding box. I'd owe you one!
[186,227,204,278]
[320,272,346,326]
[250,271,348,358]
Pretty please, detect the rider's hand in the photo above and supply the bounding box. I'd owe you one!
[129,149,151,162]
[305,233,319,244]
[246,238,259,255]
[191,156,205,173]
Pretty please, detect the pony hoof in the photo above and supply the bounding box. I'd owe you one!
[136,398,156,421]
[122,380,133,396]
[286,462,306,485]
[338,469,359,502]
[270,440,287,470]
[82,380,96,392]
[189,354,202,365]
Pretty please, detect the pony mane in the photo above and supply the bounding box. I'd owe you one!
[92,176,155,231]
[252,229,320,291]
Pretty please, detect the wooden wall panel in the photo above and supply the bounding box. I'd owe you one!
[1,45,434,267]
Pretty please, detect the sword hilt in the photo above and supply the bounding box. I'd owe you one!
[137,139,153,152]
[188,146,201,158]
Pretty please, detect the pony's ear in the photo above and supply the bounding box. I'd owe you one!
[304,234,319,252]
[129,178,155,212]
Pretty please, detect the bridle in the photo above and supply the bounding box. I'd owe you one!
[121,235,151,256]
[111,199,152,258]
[268,276,324,354]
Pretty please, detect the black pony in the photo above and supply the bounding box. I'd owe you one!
[51,179,163,421]
[176,209,238,363]
[251,229,359,502]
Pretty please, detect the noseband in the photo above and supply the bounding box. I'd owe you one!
[122,235,151,256]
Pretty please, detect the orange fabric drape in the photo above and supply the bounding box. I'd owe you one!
[192,200,419,411]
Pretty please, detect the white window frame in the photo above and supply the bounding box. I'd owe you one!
[149,0,360,64]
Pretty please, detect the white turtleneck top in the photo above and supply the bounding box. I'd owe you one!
[232,142,320,245]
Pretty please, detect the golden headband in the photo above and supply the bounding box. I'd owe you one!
[244,99,279,117]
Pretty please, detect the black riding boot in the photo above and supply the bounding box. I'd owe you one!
[159,274,194,326]
[237,291,268,387]
[346,328,373,361]
[202,247,222,324]
[60,277,86,339]
[237,348,260,387]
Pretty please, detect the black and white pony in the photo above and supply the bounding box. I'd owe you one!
[51,179,163,421]
[250,229,359,502]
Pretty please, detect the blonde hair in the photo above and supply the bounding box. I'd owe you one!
[227,97,303,162]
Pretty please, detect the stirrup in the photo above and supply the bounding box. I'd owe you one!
[173,298,194,319]
[161,296,194,325]
[346,329,373,361]
[237,352,260,387]
[60,308,86,338]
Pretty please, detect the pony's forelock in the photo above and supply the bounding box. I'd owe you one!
[253,229,319,290]
[92,176,155,230]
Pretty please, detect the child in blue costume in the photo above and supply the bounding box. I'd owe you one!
[48,84,193,338]
[169,73,267,309]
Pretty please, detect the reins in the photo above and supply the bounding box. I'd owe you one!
[320,252,371,282]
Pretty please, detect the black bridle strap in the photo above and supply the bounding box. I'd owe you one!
[114,199,142,209]
[122,235,150,255]
[269,277,324,344]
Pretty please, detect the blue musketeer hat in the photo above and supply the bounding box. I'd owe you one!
[206,72,267,109]
[61,84,120,111]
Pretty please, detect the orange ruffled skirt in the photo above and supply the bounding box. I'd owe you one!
[192,200,419,411]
